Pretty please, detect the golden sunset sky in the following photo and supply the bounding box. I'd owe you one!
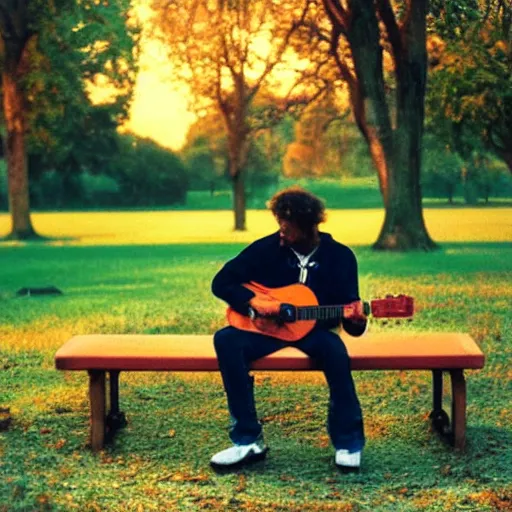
[121,40,196,151]
[89,4,196,152]
[89,3,307,152]
[121,5,196,151]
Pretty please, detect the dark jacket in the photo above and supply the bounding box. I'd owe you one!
[212,231,367,336]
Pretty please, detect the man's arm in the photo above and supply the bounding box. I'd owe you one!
[340,248,368,337]
[211,245,258,315]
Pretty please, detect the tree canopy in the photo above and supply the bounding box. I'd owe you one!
[0,0,139,238]
[427,0,512,172]
[151,0,310,230]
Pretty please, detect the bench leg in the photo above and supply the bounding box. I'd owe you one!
[450,369,466,451]
[430,370,451,437]
[432,369,443,412]
[88,370,106,453]
[106,371,127,441]
[429,370,467,450]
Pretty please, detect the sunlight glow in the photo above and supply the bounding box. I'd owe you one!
[0,209,510,247]
[88,3,311,151]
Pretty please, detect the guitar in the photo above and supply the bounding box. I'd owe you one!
[227,281,414,342]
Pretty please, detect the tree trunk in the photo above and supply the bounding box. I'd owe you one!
[346,0,394,208]
[232,170,246,231]
[448,185,454,204]
[358,0,436,250]
[3,67,37,240]
[325,0,437,250]
[373,150,436,250]
[500,150,512,175]
[373,25,437,252]
[226,123,250,231]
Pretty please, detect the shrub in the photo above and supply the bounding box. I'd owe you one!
[109,136,188,206]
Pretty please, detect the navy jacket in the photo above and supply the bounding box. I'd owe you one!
[212,231,367,336]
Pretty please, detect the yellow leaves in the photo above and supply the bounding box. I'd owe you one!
[470,312,503,344]
[461,93,489,119]
[467,489,512,511]
[36,493,52,505]
[316,434,330,448]
[157,471,210,483]
[382,51,395,72]
[283,142,316,178]
[426,35,446,64]
[491,40,509,56]
[497,408,511,428]
[236,474,247,493]
[45,438,67,450]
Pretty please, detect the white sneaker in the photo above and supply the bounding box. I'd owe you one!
[210,441,268,469]
[335,449,361,471]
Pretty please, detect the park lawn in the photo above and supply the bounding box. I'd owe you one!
[1,207,512,246]
[0,209,511,511]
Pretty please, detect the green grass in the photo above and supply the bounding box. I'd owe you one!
[0,210,511,511]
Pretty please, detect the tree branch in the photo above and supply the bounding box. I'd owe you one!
[247,0,312,101]
[376,0,403,61]
[216,59,233,132]
[331,45,355,88]
[323,0,349,34]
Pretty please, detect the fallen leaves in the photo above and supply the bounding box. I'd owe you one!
[156,471,211,484]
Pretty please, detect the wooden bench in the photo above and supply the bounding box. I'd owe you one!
[54,332,485,453]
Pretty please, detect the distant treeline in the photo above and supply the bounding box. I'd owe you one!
[0,128,511,212]
[0,134,189,211]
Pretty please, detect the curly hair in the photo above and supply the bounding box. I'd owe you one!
[267,186,326,231]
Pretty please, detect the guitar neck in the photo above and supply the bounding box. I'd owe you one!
[296,305,347,322]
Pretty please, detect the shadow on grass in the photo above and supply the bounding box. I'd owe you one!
[0,234,78,245]
[468,424,512,460]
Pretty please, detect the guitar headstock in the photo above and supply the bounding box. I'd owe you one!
[370,295,414,318]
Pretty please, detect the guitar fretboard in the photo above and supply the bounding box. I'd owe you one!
[296,306,344,321]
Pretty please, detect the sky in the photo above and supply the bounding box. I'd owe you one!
[89,4,306,153]
[121,37,196,152]
[90,4,197,152]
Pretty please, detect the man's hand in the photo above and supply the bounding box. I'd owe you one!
[249,295,281,316]
[248,295,281,334]
[344,300,368,323]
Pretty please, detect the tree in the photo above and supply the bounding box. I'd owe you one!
[422,136,463,204]
[109,134,189,206]
[0,0,138,240]
[298,0,437,250]
[426,0,512,173]
[152,0,309,230]
[180,111,228,192]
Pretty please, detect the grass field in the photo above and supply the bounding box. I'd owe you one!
[0,208,511,511]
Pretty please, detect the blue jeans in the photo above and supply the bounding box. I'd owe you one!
[213,326,365,452]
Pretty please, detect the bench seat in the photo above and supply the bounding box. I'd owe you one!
[55,332,484,371]
[55,332,485,453]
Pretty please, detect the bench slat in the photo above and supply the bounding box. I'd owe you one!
[55,332,485,372]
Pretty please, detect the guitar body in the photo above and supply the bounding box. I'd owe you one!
[227,282,317,342]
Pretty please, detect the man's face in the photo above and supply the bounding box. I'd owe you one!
[277,218,307,247]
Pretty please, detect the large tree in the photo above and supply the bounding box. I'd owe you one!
[0,0,138,240]
[152,0,309,230]
[300,0,437,250]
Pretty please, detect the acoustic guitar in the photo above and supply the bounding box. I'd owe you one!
[227,281,414,342]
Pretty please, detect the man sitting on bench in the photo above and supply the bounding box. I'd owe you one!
[210,187,368,471]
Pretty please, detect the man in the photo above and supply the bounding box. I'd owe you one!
[211,186,368,471]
